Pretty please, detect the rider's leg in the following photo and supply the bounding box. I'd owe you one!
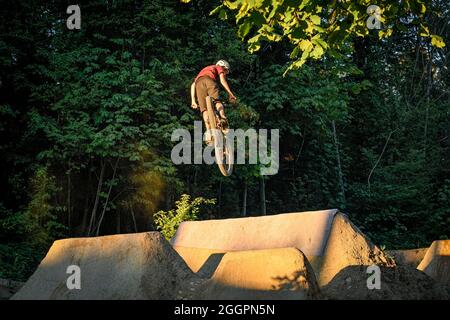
[214,101,229,133]
[202,110,213,145]
[214,101,226,119]
[202,111,210,129]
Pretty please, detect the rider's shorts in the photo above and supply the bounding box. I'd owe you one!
[195,76,220,113]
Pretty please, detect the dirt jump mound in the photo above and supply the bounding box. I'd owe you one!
[322,265,449,300]
[195,248,320,300]
[172,209,338,254]
[315,213,395,286]
[418,240,450,286]
[171,210,395,286]
[12,232,198,300]
[388,248,428,268]
[12,210,447,300]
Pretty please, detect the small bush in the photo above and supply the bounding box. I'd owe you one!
[154,194,215,240]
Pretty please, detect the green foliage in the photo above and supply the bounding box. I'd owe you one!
[154,194,216,240]
[182,0,443,71]
[0,167,66,280]
[26,167,67,244]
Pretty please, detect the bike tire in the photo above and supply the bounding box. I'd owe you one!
[205,96,233,176]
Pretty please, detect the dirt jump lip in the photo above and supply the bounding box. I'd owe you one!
[170,209,339,256]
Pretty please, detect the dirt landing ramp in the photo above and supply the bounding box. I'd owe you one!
[12,232,198,300]
[388,248,428,268]
[171,209,338,255]
[418,240,450,286]
[194,248,320,300]
[322,265,449,300]
[315,213,395,286]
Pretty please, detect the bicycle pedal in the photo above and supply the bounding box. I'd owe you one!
[220,118,229,129]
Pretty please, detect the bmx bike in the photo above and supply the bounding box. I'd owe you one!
[205,96,234,176]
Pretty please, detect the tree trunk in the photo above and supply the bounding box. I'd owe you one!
[165,188,172,210]
[81,162,92,235]
[242,180,247,217]
[332,120,346,206]
[368,130,395,192]
[192,168,198,197]
[67,169,71,234]
[260,177,266,215]
[116,211,121,234]
[423,46,433,152]
[218,180,222,216]
[95,158,120,236]
[81,195,90,235]
[129,203,138,233]
[142,45,145,73]
[293,132,305,178]
[87,159,105,236]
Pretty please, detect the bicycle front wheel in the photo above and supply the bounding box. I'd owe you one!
[205,96,233,176]
[213,129,233,176]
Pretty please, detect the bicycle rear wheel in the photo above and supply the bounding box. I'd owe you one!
[205,96,233,176]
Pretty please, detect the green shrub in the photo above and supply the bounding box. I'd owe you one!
[154,194,215,240]
[0,166,66,281]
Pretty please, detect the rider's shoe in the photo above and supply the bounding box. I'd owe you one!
[204,129,214,146]
[220,117,229,134]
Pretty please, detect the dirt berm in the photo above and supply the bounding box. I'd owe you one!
[12,232,198,299]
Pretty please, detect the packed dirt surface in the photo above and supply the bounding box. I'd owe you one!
[12,232,198,300]
[171,209,338,255]
[315,213,395,286]
[11,210,450,300]
[173,211,395,287]
[418,240,450,286]
[194,248,320,300]
[389,248,428,268]
[174,246,226,277]
[322,265,449,300]
[0,279,23,300]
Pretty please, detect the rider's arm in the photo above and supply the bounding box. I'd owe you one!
[190,81,198,108]
[219,73,236,100]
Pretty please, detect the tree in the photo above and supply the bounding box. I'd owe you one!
[182,0,444,71]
